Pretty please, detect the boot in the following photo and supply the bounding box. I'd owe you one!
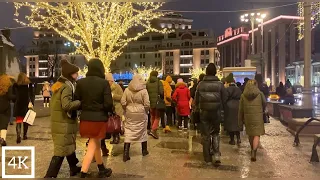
[44,156,64,178]
[97,163,112,178]
[251,149,257,162]
[100,139,109,156]
[80,172,87,178]
[236,132,241,145]
[66,152,81,176]
[16,123,22,144]
[110,134,120,144]
[212,135,221,164]
[47,103,50,108]
[43,103,46,107]
[163,125,171,133]
[142,141,149,156]
[229,132,235,145]
[123,143,131,162]
[150,130,159,139]
[23,122,29,140]
[0,138,6,146]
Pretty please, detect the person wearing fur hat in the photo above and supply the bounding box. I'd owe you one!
[173,78,191,131]
[0,74,15,146]
[75,59,113,178]
[42,81,51,108]
[224,73,242,145]
[44,59,82,178]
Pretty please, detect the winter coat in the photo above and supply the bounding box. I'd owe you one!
[50,76,81,156]
[110,83,124,117]
[239,85,266,136]
[172,82,191,116]
[146,76,164,109]
[13,83,34,117]
[195,75,227,112]
[258,83,269,100]
[121,75,150,143]
[161,76,173,106]
[42,84,51,97]
[224,84,242,132]
[0,86,15,130]
[75,69,113,122]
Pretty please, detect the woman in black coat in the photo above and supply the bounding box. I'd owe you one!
[0,74,15,146]
[13,72,34,144]
[224,74,242,145]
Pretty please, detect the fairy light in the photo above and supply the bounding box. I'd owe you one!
[191,67,223,80]
[13,2,170,71]
[133,66,162,80]
[297,2,320,40]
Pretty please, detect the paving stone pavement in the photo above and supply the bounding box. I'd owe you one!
[0,117,319,178]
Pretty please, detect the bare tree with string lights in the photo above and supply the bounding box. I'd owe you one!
[13,2,170,71]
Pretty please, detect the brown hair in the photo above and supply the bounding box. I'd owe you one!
[17,72,31,85]
[0,74,12,96]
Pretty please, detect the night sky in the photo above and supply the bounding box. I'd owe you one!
[0,0,297,50]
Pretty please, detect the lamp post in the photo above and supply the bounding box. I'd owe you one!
[241,12,267,77]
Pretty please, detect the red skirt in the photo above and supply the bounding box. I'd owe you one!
[79,121,108,139]
[16,116,24,124]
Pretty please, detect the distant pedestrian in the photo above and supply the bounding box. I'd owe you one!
[8,76,16,125]
[241,77,249,92]
[13,72,34,144]
[224,73,242,145]
[161,75,173,133]
[255,74,269,100]
[172,78,191,131]
[44,59,82,178]
[239,80,266,162]
[276,82,286,101]
[283,88,295,105]
[121,74,150,162]
[195,63,227,165]
[42,81,51,108]
[0,74,15,146]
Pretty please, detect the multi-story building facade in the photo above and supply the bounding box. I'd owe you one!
[217,15,316,86]
[111,14,219,76]
[24,29,86,80]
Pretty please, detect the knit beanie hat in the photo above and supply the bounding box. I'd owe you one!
[206,63,217,76]
[177,78,183,83]
[61,59,79,79]
[105,73,114,81]
[226,73,234,83]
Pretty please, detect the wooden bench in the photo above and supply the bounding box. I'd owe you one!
[310,134,320,162]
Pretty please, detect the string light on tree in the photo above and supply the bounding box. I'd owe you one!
[297,2,320,40]
[133,66,162,80]
[13,2,170,71]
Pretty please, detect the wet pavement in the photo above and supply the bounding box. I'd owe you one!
[0,117,319,178]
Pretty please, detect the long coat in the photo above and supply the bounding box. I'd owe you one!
[224,84,242,132]
[121,76,150,143]
[172,82,191,116]
[0,86,15,130]
[13,83,33,117]
[110,83,124,117]
[239,85,266,136]
[50,77,81,157]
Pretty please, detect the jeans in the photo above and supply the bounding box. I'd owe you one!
[150,108,160,131]
[10,102,14,123]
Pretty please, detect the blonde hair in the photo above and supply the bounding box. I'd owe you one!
[0,74,12,96]
[17,72,30,85]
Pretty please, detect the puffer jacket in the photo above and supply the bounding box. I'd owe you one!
[172,82,191,116]
[239,84,266,136]
[110,83,124,117]
[161,76,173,106]
[195,75,227,111]
[146,76,164,108]
[50,76,81,156]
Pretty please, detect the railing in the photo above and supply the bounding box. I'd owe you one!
[293,117,320,162]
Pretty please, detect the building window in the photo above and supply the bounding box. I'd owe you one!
[155,53,161,58]
[165,60,169,65]
[202,41,209,45]
[201,51,205,55]
[140,54,146,59]
[125,54,131,59]
[125,62,131,67]
[155,44,161,49]
[155,61,161,66]
[170,60,173,65]
[206,59,209,64]
[180,67,189,73]
[140,62,146,66]
[206,50,209,55]
[166,52,169,56]
[201,59,205,64]
[170,52,173,56]
[167,43,173,47]
[140,45,146,50]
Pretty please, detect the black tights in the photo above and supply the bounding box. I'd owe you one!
[229,131,240,141]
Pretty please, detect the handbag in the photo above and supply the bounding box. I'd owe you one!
[23,109,37,125]
[106,113,122,134]
[156,80,166,111]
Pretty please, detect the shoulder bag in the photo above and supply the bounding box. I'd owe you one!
[155,80,166,111]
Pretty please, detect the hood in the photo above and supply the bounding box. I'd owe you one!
[86,59,105,79]
[129,74,146,92]
[243,84,261,100]
[0,75,12,96]
[165,76,172,83]
[176,82,187,89]
[51,76,69,93]
[149,76,158,83]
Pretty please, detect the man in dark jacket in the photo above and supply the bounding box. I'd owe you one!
[195,63,227,165]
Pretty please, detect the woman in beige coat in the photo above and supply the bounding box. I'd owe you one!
[121,74,150,162]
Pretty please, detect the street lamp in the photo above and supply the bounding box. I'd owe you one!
[241,12,267,78]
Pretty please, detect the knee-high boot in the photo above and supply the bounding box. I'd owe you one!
[212,134,221,164]
[142,141,149,156]
[235,131,241,145]
[66,152,81,176]
[44,156,64,178]
[100,139,109,156]
[229,132,235,145]
[123,143,131,162]
[16,123,22,144]
[23,122,29,140]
